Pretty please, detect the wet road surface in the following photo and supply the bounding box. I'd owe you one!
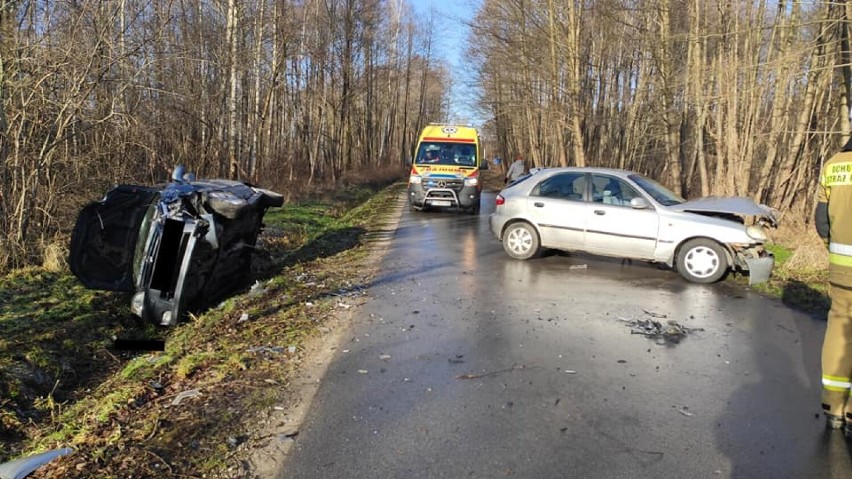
[277,193,852,479]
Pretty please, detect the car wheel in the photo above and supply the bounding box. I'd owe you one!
[503,222,541,260]
[676,238,728,283]
[466,204,480,215]
[206,194,250,219]
[259,190,284,208]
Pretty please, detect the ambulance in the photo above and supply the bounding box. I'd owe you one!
[408,124,486,214]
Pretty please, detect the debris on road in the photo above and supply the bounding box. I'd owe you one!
[455,364,526,381]
[569,264,588,270]
[642,309,667,319]
[677,406,695,417]
[636,320,702,343]
[619,312,704,344]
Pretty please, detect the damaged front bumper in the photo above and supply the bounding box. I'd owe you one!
[732,244,775,285]
[744,255,774,285]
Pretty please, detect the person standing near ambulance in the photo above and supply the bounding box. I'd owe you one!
[815,135,852,436]
[505,155,526,184]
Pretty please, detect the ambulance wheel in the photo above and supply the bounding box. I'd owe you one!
[676,238,728,283]
[503,222,541,260]
[465,204,480,215]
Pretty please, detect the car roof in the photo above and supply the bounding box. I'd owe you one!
[532,166,637,177]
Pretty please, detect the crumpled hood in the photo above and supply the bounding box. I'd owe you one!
[672,196,777,225]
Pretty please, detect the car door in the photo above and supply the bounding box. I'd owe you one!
[527,172,589,250]
[584,174,659,259]
[69,185,159,291]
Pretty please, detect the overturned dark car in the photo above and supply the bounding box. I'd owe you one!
[69,166,284,326]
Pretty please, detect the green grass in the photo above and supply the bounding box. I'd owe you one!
[740,242,830,317]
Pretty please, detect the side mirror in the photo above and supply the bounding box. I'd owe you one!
[480,160,489,170]
[630,197,650,209]
[405,157,413,166]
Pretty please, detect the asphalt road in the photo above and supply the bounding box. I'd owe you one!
[277,192,852,479]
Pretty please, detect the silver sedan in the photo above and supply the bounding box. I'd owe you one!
[489,167,776,284]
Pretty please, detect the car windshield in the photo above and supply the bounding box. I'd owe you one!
[629,174,684,206]
[414,142,477,166]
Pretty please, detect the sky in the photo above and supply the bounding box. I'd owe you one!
[408,0,483,126]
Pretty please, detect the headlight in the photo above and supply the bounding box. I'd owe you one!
[464,177,479,186]
[409,175,422,184]
[746,225,767,241]
[130,292,145,316]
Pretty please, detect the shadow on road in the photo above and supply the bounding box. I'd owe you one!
[782,280,830,320]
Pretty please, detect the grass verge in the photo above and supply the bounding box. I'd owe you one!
[0,180,405,477]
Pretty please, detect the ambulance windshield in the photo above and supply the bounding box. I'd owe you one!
[415,142,477,167]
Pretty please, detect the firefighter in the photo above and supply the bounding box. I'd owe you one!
[815,135,852,436]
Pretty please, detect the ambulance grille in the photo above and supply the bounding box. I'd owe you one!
[424,178,464,191]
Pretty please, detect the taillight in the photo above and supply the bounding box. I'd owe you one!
[495,195,505,206]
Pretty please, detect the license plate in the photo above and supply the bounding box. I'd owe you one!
[431,200,452,207]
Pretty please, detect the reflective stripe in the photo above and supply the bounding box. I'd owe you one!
[829,242,852,256]
[823,377,852,390]
[829,253,852,267]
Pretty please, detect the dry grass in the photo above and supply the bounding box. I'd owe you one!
[770,219,828,276]
[40,242,68,273]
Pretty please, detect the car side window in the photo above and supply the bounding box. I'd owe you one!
[533,173,586,201]
[590,175,640,206]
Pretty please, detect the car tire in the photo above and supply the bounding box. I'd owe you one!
[206,194,250,219]
[259,190,284,208]
[465,204,480,215]
[503,222,541,260]
[676,238,728,283]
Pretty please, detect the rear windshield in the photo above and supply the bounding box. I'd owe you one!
[415,142,477,167]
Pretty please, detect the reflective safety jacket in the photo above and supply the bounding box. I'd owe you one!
[817,146,852,287]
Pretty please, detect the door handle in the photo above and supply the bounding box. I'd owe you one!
[534,202,544,207]
[594,210,606,215]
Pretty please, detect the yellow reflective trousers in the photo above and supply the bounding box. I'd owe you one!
[823,284,852,418]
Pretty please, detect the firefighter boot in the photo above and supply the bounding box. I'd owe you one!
[846,413,852,438]
[823,403,845,430]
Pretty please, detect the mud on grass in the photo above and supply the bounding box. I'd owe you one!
[1,181,405,477]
